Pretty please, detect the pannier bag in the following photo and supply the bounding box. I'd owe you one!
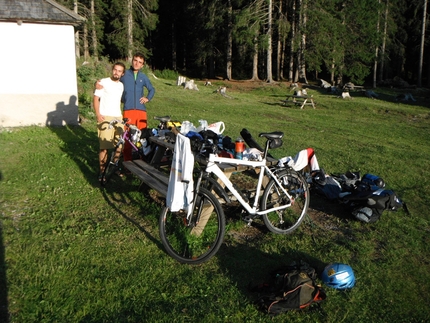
[316,172,408,223]
[251,261,326,315]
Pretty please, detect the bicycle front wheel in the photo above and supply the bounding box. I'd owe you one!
[101,149,120,186]
[159,188,226,265]
[261,169,309,234]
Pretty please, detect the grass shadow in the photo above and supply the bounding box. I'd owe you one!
[0,222,9,323]
[99,179,164,251]
[48,121,100,188]
[216,241,328,307]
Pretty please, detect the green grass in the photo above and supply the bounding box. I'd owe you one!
[1,75,430,322]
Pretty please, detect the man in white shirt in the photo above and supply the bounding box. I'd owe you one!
[93,62,125,181]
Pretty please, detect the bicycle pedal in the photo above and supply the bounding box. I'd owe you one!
[242,215,254,226]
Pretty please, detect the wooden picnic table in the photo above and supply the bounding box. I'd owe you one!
[122,133,174,197]
[282,94,316,109]
[122,131,278,198]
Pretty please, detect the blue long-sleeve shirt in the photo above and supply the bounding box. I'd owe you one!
[121,68,155,111]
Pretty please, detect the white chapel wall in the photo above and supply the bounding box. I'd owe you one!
[0,22,79,127]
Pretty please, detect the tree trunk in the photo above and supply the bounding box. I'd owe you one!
[83,23,89,60]
[288,0,296,82]
[299,0,308,84]
[74,1,80,58]
[172,21,177,70]
[266,0,274,82]
[379,0,389,82]
[275,0,283,81]
[418,0,428,87]
[280,39,286,80]
[373,0,381,88]
[250,32,260,81]
[127,0,133,61]
[331,60,335,85]
[226,1,233,80]
[91,0,98,61]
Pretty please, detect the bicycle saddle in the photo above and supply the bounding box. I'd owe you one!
[258,132,284,140]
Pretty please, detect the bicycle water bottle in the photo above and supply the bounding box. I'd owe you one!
[235,138,245,160]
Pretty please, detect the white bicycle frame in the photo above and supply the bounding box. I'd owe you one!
[203,153,292,215]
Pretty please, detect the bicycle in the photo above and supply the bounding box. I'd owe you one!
[159,131,310,264]
[100,118,147,186]
[102,115,181,186]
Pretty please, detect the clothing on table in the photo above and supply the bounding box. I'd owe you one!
[278,148,320,172]
[166,133,195,216]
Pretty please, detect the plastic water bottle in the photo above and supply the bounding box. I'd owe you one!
[235,138,245,160]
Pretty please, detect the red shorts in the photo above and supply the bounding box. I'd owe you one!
[123,110,147,161]
[123,109,147,130]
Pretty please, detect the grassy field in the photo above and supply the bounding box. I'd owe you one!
[1,70,430,322]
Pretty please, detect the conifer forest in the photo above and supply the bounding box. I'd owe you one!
[64,0,429,87]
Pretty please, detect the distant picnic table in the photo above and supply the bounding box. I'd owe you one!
[281,94,316,109]
[343,84,365,92]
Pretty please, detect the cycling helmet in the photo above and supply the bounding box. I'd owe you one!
[321,263,355,289]
[361,174,385,190]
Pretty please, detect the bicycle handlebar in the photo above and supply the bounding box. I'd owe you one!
[108,118,131,129]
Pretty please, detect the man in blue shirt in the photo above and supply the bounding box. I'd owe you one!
[121,52,155,161]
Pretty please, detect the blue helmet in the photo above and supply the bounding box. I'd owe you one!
[321,263,355,289]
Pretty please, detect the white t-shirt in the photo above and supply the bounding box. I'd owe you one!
[94,77,124,117]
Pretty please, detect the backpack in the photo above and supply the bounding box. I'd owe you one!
[347,188,407,223]
[329,172,409,222]
[313,175,343,200]
[251,262,326,315]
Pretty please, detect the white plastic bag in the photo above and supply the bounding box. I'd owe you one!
[196,119,208,132]
[207,121,225,134]
[180,121,192,135]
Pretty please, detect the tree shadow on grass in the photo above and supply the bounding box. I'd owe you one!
[209,242,328,320]
[98,178,164,251]
[74,240,329,322]
[47,122,100,188]
[0,221,9,323]
[217,241,327,285]
[0,169,9,322]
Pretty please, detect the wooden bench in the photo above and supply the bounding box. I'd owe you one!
[122,159,169,196]
[282,95,316,109]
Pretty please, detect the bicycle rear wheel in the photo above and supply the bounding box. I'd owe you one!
[159,187,226,265]
[261,169,309,234]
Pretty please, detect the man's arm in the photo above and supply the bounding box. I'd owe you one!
[139,74,155,104]
[145,78,155,101]
[93,95,104,122]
